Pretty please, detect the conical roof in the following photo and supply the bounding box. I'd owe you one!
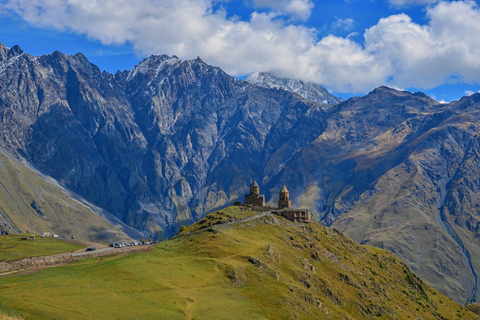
[280,185,289,193]
[250,180,259,187]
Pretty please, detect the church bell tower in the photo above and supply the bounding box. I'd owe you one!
[278,185,291,209]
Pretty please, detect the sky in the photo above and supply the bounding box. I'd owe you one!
[1,0,480,102]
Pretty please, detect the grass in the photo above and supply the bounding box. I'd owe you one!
[0,309,23,320]
[0,207,478,319]
[0,312,23,320]
[0,235,84,262]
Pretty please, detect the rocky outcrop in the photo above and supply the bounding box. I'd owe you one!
[30,200,44,217]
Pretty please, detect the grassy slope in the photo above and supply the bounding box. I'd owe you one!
[0,148,129,241]
[0,206,478,319]
[0,235,84,262]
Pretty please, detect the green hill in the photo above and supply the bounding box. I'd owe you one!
[0,206,477,319]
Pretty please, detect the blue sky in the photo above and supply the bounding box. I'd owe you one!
[1,0,480,102]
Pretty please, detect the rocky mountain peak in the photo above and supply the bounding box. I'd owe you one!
[49,50,65,58]
[0,44,27,74]
[182,56,226,78]
[366,86,421,99]
[8,44,24,57]
[246,71,342,105]
[0,43,25,61]
[368,86,434,100]
[361,85,439,111]
[193,56,205,64]
[126,54,182,82]
[369,85,396,93]
[451,92,480,111]
[73,52,89,63]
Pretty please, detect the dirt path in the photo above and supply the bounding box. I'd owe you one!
[234,211,271,223]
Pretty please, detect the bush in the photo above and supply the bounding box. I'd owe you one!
[179,225,188,233]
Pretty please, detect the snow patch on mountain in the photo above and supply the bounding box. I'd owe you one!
[126,54,181,82]
[246,72,343,105]
[0,52,25,75]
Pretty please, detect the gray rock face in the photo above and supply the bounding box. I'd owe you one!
[246,72,343,105]
[4,43,480,303]
[0,43,329,239]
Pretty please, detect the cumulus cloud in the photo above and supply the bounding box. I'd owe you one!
[252,0,314,21]
[364,1,480,89]
[2,0,480,94]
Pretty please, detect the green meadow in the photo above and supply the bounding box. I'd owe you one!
[0,235,84,262]
[0,207,478,319]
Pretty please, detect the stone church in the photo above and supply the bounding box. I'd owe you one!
[278,185,291,209]
[244,181,265,206]
[244,181,292,209]
[242,181,311,223]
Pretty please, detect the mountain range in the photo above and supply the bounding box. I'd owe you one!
[2,42,480,303]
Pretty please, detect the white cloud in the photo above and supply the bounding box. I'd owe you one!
[465,89,480,96]
[389,0,439,7]
[252,0,314,21]
[2,0,480,94]
[332,17,355,31]
[363,1,480,89]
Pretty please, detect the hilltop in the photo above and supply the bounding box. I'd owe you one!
[0,207,477,319]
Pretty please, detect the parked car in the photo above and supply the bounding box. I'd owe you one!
[85,247,96,252]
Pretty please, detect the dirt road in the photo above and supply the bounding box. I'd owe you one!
[0,245,153,275]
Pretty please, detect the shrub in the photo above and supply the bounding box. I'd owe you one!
[179,225,188,233]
